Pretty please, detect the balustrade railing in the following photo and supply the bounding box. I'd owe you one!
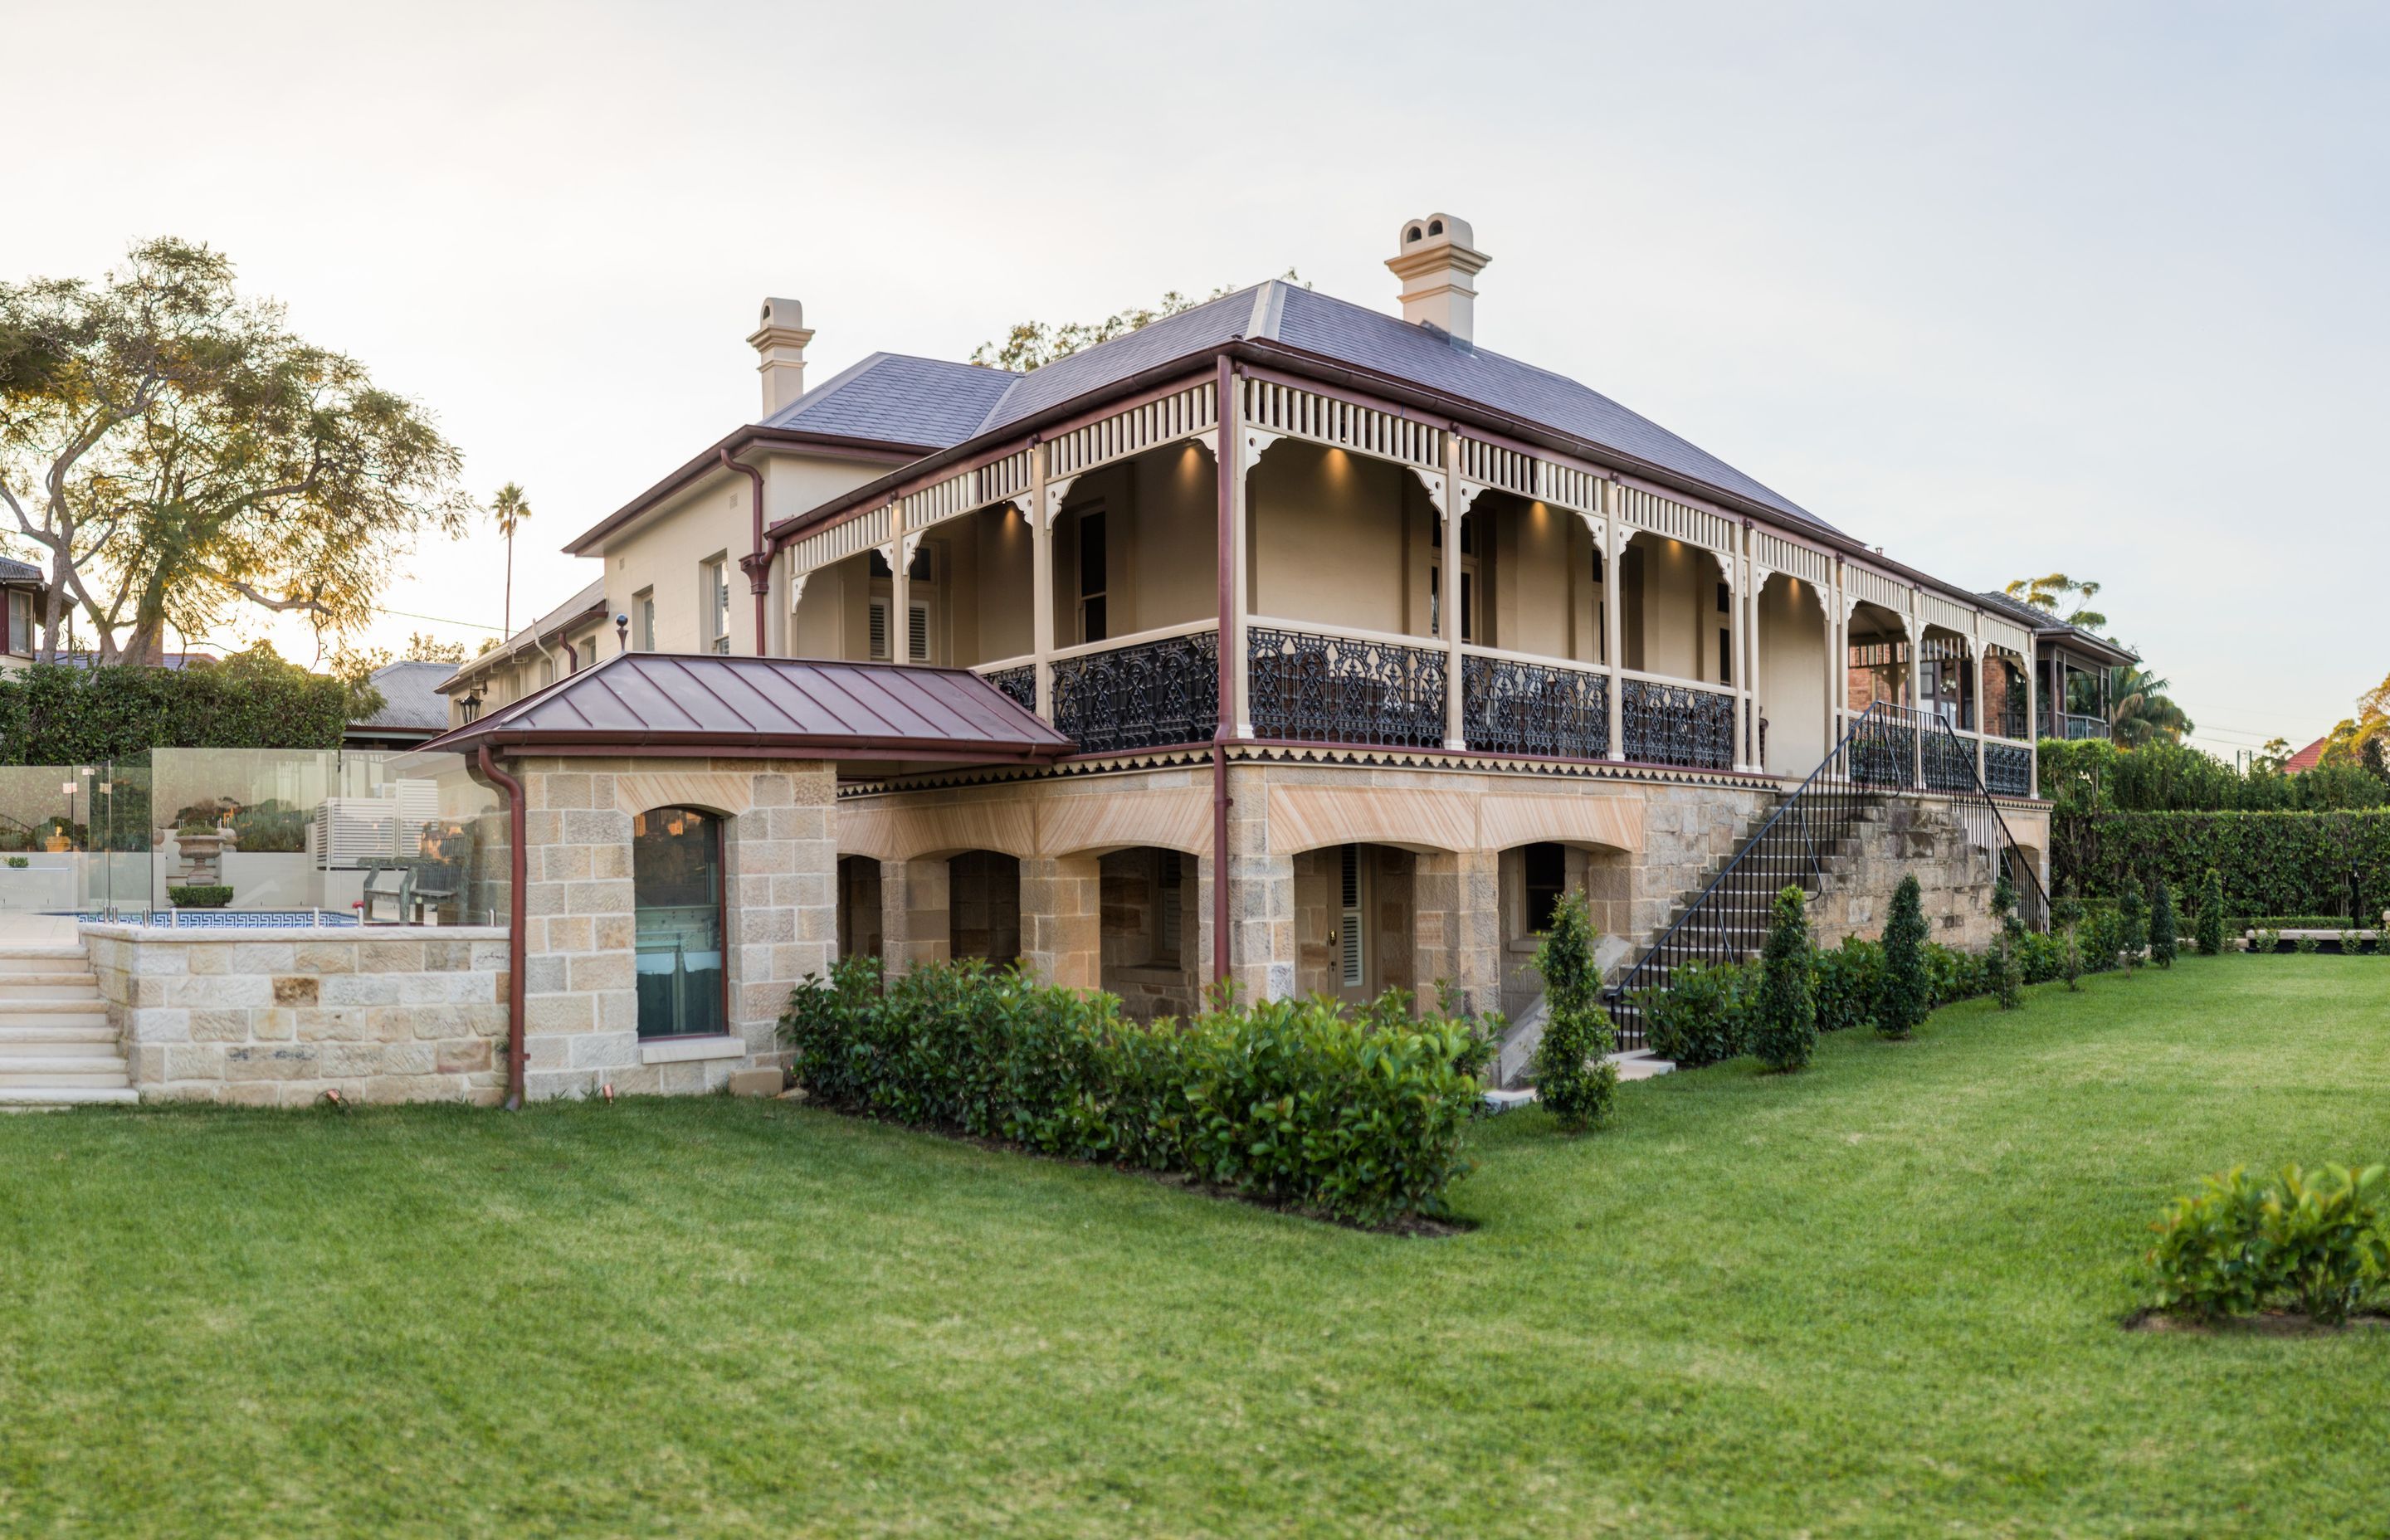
[1048,628,1218,753]
[1461,651,1607,759]
[2059,713,2109,741]
[1922,724,1977,792]
[980,662,1036,717]
[1621,677,1736,771]
[1248,625,1445,748]
[1984,741,2034,799]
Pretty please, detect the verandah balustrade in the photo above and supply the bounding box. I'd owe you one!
[1619,677,1737,772]
[1247,625,1446,748]
[1461,651,1608,759]
[1046,628,1219,753]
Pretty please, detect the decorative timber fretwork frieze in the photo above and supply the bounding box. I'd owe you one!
[785,503,890,580]
[1241,378,1444,470]
[1044,380,1217,480]
[1751,529,1833,588]
[1615,484,1739,558]
[1842,562,1916,618]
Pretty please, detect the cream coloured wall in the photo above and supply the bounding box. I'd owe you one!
[1485,495,1593,660]
[1247,442,1419,637]
[1625,534,1724,683]
[1758,575,1828,775]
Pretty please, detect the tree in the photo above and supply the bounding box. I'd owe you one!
[2054,888,2085,992]
[2004,573,2108,633]
[2196,867,2225,957]
[1880,873,1931,1038]
[971,272,1303,373]
[2149,875,2179,968]
[2107,665,2194,747]
[2118,887,2149,972]
[490,482,530,636]
[329,629,471,680]
[1529,890,1617,1132]
[1750,886,1817,1073]
[0,238,468,662]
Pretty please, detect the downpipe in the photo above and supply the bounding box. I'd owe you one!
[476,743,529,1110]
[720,449,770,655]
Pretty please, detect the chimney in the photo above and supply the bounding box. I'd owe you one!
[747,296,814,419]
[1386,214,1491,344]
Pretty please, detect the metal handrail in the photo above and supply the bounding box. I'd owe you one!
[1918,709,2049,929]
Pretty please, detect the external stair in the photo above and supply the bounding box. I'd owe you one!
[0,943,134,1109]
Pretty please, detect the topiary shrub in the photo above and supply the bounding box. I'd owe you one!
[1991,876,2025,1011]
[166,884,232,908]
[1880,873,1930,1039]
[1529,891,1619,1132]
[2149,875,2178,969]
[2118,887,2148,972]
[1636,958,1752,1069]
[1812,936,1884,1034]
[1749,886,1816,1074]
[2196,867,2225,956]
[2248,927,2281,955]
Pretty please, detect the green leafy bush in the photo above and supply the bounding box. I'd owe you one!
[2056,810,2390,919]
[1991,875,2025,1010]
[2039,735,2388,816]
[2149,876,2178,968]
[2294,933,2321,956]
[1749,887,1815,1073]
[229,799,310,853]
[0,646,374,763]
[167,885,232,908]
[1529,892,1618,1132]
[2248,928,2281,955]
[2195,868,2224,956]
[1880,874,1930,1040]
[1812,936,1884,1035]
[2118,889,2148,972]
[2144,1163,2389,1323]
[780,958,1488,1226]
[1636,958,1752,1068]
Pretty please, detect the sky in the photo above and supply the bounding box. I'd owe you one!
[6,0,2384,761]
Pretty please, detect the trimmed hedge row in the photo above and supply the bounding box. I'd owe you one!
[781,958,1492,1226]
[0,650,373,764]
[2037,737,2388,815]
[2053,811,2390,918]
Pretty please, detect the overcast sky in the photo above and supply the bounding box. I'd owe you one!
[8,0,2383,759]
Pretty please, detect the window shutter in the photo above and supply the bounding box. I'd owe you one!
[868,599,889,660]
[908,601,929,664]
[1339,844,1363,988]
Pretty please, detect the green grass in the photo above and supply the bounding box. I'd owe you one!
[2,958,2384,1538]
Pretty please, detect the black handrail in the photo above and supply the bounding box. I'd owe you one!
[1913,707,2049,931]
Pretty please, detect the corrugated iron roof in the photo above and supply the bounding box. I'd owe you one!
[413,652,1071,768]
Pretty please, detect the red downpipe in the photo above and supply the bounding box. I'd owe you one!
[720,449,770,655]
[561,636,578,673]
[1212,354,1236,987]
[477,743,528,1110]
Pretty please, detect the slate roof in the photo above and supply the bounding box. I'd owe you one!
[763,352,1020,448]
[762,280,1828,532]
[440,578,609,693]
[351,660,455,735]
[0,557,42,586]
[413,652,1071,768]
[1972,590,2139,664]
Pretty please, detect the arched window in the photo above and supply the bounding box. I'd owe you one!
[632,807,725,1040]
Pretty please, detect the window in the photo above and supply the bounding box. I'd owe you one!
[631,807,726,1040]
[1155,851,1182,967]
[5,591,31,656]
[867,544,934,663]
[1076,511,1107,645]
[1719,626,1733,687]
[701,558,730,654]
[1338,844,1365,989]
[1523,842,1567,933]
[634,590,655,651]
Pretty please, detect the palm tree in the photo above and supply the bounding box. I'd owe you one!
[2107,665,2192,747]
[491,483,532,636]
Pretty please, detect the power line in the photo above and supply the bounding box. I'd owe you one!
[368,605,505,634]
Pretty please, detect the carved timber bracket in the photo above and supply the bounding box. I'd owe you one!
[1239,429,1285,475]
[1405,463,1447,514]
[1041,475,1079,529]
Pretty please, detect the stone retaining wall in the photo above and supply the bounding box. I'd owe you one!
[86,924,510,1105]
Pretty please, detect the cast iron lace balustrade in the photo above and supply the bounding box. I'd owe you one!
[1602,702,2050,1052]
[1048,631,1218,753]
[1620,678,1736,771]
[1984,742,2033,799]
[1247,626,1446,748]
[1461,655,1609,759]
[1921,723,1977,792]
[982,665,1036,717]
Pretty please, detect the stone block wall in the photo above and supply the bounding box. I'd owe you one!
[87,925,510,1104]
[515,756,836,1100]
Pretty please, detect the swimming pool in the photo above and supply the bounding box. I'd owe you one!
[75,909,361,928]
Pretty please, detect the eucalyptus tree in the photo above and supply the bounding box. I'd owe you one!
[0,238,468,661]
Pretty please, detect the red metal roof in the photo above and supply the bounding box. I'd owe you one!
[412,653,1071,768]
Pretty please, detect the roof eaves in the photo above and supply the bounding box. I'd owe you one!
[561,422,930,558]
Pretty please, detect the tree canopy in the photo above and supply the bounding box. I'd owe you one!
[0,237,470,663]
[970,272,1302,373]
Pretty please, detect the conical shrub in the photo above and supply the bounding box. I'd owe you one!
[1880,873,1930,1039]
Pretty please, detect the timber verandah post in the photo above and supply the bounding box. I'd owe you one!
[1602,481,1625,761]
[1442,422,1466,752]
[1211,356,1236,987]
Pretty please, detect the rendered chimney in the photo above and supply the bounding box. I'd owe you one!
[747,297,814,419]
[1386,214,1491,343]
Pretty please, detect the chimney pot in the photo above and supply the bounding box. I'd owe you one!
[747,296,815,420]
[1386,213,1490,344]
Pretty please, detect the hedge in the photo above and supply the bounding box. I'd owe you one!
[781,958,1492,1226]
[0,649,374,764]
[2037,736,2388,815]
[2053,811,2390,919]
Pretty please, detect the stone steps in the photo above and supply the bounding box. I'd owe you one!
[0,937,130,1109]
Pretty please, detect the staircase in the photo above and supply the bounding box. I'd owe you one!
[0,943,135,1109]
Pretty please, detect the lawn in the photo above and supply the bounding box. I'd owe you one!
[1,958,2384,1538]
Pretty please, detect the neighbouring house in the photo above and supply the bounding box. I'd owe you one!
[0,558,45,670]
[345,660,462,751]
[2278,737,2329,774]
[382,212,2056,1103]
[1969,587,2139,742]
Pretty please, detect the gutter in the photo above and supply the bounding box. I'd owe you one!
[562,425,924,558]
[719,449,771,655]
[476,743,528,1111]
